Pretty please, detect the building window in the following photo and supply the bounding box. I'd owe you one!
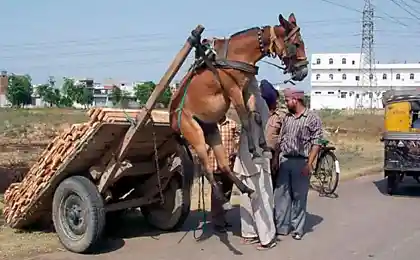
[316,58,321,64]
[410,73,415,80]
[342,74,347,80]
[340,92,348,98]
[342,58,346,64]
[383,73,387,80]
[316,74,320,80]
[329,74,333,80]
[396,73,401,80]
[352,60,355,65]
[355,75,360,81]
[329,58,333,64]
[328,91,334,94]
[314,91,321,94]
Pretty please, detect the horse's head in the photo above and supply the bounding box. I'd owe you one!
[266,13,308,81]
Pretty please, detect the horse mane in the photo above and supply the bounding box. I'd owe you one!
[229,26,262,38]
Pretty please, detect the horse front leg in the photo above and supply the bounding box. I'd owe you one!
[229,87,259,159]
[250,110,271,158]
[245,79,272,159]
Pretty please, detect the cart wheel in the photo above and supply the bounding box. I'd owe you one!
[387,174,398,195]
[52,176,105,253]
[141,175,191,231]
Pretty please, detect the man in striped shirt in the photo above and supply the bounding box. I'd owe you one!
[273,88,323,240]
[209,115,240,233]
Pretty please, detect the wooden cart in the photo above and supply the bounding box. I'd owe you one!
[3,25,205,254]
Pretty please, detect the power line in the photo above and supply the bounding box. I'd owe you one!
[4,29,420,61]
[374,6,409,26]
[319,0,410,26]
[319,0,362,13]
[0,18,360,50]
[389,0,420,20]
[398,0,420,15]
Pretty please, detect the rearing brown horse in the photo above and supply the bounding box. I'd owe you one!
[169,13,308,201]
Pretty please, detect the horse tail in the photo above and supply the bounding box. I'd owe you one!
[169,70,195,133]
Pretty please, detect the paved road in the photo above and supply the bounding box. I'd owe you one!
[31,171,420,260]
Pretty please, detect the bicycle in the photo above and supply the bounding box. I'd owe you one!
[310,138,340,196]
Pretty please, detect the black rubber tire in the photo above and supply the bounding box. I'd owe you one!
[141,144,193,231]
[387,174,398,195]
[52,175,105,253]
[316,150,340,195]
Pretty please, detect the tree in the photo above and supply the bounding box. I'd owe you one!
[134,81,172,107]
[6,74,33,108]
[59,95,74,107]
[134,81,155,105]
[60,77,93,108]
[120,90,132,108]
[79,87,94,108]
[110,85,122,106]
[48,76,56,88]
[36,79,61,107]
[61,77,79,104]
[158,86,172,107]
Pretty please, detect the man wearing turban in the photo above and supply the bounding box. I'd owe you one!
[259,80,287,186]
[273,87,323,240]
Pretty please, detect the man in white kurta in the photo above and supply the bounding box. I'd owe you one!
[233,77,277,250]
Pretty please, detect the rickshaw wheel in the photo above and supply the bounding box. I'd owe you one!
[386,174,398,195]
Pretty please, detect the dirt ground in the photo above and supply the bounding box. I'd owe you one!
[0,108,384,260]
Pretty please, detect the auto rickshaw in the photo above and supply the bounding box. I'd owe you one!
[381,89,420,195]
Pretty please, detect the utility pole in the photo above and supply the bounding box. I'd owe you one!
[356,0,378,111]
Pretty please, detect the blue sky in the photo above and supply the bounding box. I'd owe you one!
[1,0,419,91]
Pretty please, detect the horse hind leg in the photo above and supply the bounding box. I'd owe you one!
[177,113,226,201]
[205,129,255,198]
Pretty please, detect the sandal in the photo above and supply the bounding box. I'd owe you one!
[256,239,277,251]
[241,237,260,245]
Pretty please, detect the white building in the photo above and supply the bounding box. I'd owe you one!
[310,53,420,110]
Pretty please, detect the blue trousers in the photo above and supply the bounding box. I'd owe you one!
[273,157,310,236]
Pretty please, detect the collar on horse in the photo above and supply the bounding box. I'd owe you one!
[202,25,301,75]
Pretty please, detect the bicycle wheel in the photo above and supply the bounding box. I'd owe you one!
[315,150,340,195]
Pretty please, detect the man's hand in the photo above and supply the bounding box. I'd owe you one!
[301,163,313,176]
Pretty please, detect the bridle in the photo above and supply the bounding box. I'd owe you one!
[257,25,308,72]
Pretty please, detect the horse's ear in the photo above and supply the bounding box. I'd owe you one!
[278,14,290,29]
[288,13,296,24]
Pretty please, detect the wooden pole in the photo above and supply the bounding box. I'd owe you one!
[98,24,205,193]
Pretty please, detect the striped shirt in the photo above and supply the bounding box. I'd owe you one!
[277,108,323,158]
[188,118,240,173]
[265,107,287,150]
[207,118,240,172]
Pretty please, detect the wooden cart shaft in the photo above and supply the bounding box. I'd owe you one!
[97,25,205,193]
